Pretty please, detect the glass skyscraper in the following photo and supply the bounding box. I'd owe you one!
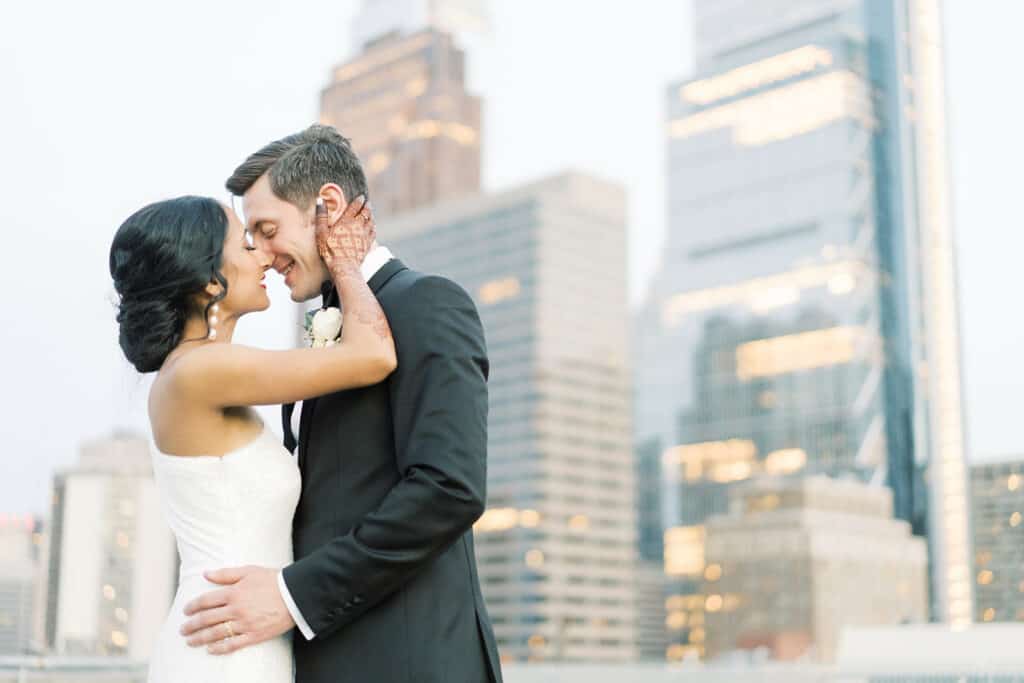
[636,0,971,659]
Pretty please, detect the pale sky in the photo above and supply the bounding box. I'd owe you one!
[0,1,1020,515]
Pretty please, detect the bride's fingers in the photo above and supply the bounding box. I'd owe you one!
[340,194,366,220]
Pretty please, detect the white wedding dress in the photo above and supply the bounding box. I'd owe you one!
[147,425,300,683]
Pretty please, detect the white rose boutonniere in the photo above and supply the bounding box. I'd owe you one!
[303,307,343,348]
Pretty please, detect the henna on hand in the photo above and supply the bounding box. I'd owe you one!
[315,196,391,342]
[315,195,375,268]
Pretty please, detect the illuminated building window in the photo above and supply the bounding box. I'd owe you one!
[528,634,546,649]
[520,509,541,528]
[525,549,545,569]
[689,626,706,643]
[663,440,757,482]
[983,608,995,622]
[664,526,705,576]
[103,585,117,600]
[680,45,834,104]
[568,515,589,531]
[747,494,780,513]
[735,326,878,380]
[665,611,687,630]
[479,277,521,305]
[1011,512,1022,528]
[665,596,686,611]
[404,119,479,145]
[704,564,722,582]
[1009,474,1021,492]
[705,595,723,612]
[661,260,871,326]
[110,630,128,647]
[669,71,872,147]
[474,507,519,533]
[828,272,857,295]
[978,570,993,586]
[764,448,807,475]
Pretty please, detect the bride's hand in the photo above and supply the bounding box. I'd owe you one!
[315,194,376,269]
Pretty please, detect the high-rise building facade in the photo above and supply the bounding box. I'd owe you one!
[44,434,176,659]
[384,172,637,662]
[701,476,927,662]
[635,0,971,659]
[970,458,1024,624]
[319,28,482,218]
[0,516,42,655]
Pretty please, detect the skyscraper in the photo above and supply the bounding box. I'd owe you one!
[384,172,638,662]
[44,433,176,659]
[350,0,490,55]
[319,27,482,218]
[970,458,1024,624]
[0,515,41,655]
[701,476,928,662]
[636,0,972,657]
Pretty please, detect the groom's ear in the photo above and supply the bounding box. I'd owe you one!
[316,183,347,225]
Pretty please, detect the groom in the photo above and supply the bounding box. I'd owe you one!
[180,124,503,683]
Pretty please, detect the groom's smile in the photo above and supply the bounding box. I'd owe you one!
[240,174,330,303]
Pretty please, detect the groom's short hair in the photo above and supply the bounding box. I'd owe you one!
[225,124,369,209]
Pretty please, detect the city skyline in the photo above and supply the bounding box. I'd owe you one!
[0,1,1020,522]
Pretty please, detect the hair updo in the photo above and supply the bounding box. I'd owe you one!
[109,196,229,373]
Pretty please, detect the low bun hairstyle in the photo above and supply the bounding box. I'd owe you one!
[109,196,229,373]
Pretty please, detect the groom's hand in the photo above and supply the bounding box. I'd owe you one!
[180,566,295,655]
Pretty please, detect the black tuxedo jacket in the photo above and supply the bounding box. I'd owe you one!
[280,260,502,683]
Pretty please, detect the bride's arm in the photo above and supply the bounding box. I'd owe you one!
[175,196,395,407]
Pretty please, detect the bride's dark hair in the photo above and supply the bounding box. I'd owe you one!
[109,196,229,373]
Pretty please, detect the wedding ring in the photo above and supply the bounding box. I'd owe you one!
[223,621,235,639]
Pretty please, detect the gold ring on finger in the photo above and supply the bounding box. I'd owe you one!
[224,621,235,639]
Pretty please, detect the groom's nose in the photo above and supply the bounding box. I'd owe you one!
[254,247,272,269]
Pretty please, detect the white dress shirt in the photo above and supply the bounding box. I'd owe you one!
[278,244,394,640]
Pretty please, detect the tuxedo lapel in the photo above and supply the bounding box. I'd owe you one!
[369,259,406,294]
[296,260,407,469]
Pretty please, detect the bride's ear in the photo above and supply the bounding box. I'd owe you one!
[204,280,223,299]
[316,183,346,223]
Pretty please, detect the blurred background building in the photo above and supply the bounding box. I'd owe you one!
[350,0,490,58]
[43,434,175,660]
[635,0,971,661]
[319,28,482,218]
[386,173,638,662]
[0,516,43,655]
[700,476,927,662]
[969,457,1024,624]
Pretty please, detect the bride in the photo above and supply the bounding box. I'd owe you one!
[108,192,388,682]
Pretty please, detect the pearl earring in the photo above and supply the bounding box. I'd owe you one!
[208,303,220,341]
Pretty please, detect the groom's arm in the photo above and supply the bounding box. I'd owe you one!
[281,274,488,640]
